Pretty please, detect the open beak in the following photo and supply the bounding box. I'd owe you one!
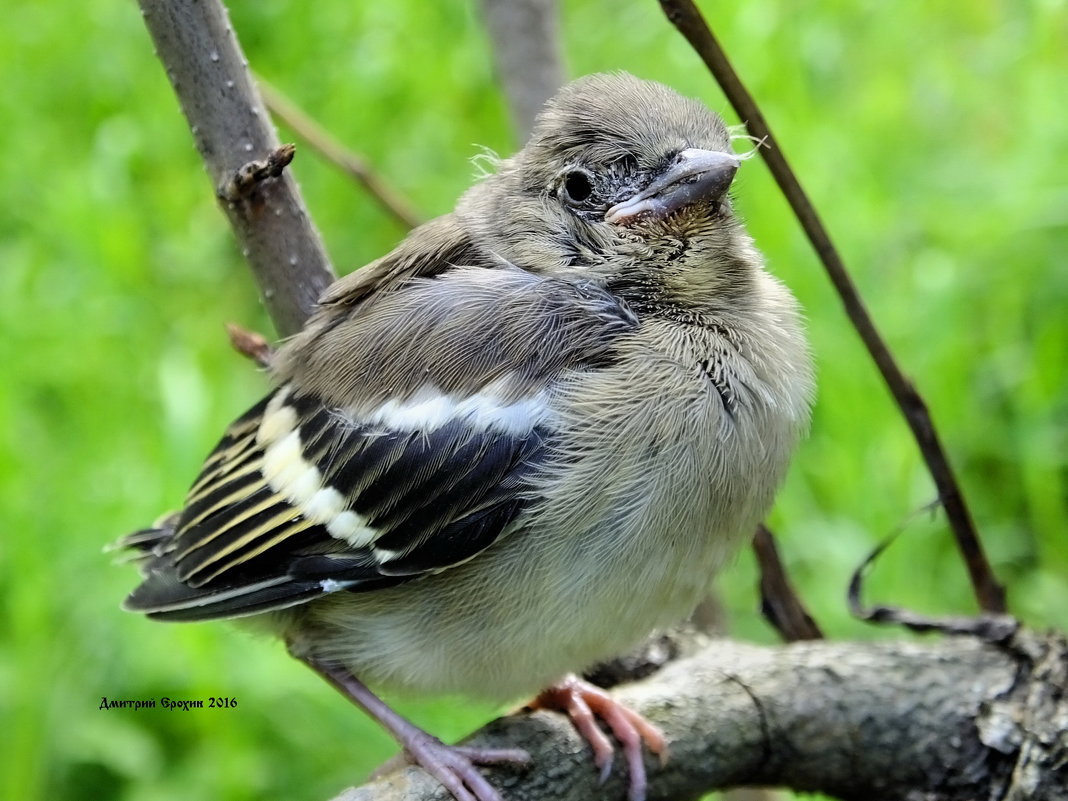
[605,149,739,225]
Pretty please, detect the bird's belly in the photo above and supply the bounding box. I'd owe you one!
[295,421,748,702]
[297,528,723,702]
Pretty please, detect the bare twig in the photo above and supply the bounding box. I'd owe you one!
[332,631,1066,801]
[752,525,823,641]
[219,144,296,202]
[658,0,1006,614]
[138,0,335,336]
[849,532,1019,643]
[226,322,274,367]
[257,77,423,231]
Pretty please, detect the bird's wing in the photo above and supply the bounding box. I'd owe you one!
[314,215,483,309]
[122,265,637,621]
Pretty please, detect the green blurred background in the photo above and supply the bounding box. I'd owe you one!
[2,1,1065,799]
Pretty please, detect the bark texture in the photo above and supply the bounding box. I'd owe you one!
[330,631,1067,801]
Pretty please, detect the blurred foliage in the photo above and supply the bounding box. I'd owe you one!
[1,1,1065,800]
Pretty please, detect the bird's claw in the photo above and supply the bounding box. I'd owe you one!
[375,732,529,801]
[528,674,667,801]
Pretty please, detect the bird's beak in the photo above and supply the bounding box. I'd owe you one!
[605,149,740,225]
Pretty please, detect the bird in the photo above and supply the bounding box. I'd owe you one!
[119,72,814,801]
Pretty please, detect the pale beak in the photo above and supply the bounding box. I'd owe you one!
[605,149,739,225]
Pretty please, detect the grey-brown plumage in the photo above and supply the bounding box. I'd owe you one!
[120,73,813,801]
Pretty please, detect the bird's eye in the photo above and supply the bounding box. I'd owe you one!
[561,170,594,205]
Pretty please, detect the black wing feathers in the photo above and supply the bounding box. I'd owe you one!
[122,388,552,620]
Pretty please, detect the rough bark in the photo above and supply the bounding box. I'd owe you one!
[330,630,1067,801]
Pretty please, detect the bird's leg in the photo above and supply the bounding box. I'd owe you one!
[298,654,530,801]
[527,673,667,801]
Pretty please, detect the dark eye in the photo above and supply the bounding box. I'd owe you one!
[561,170,594,205]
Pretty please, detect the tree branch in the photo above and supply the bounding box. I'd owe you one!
[752,525,822,641]
[139,0,335,336]
[330,630,1066,801]
[657,0,1006,615]
[477,0,565,142]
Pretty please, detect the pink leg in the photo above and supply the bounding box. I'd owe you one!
[528,674,667,801]
[301,655,529,801]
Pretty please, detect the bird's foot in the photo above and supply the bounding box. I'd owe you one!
[373,733,530,801]
[298,655,528,801]
[527,674,666,801]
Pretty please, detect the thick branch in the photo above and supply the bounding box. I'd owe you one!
[330,630,1066,801]
[139,0,335,336]
[657,0,1005,614]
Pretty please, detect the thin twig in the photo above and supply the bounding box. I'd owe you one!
[848,533,1018,643]
[752,525,823,641]
[658,0,1006,614]
[226,322,274,367]
[256,77,423,231]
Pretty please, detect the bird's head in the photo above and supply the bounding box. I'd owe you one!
[459,73,759,316]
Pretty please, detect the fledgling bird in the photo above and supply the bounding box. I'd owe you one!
[120,73,813,801]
